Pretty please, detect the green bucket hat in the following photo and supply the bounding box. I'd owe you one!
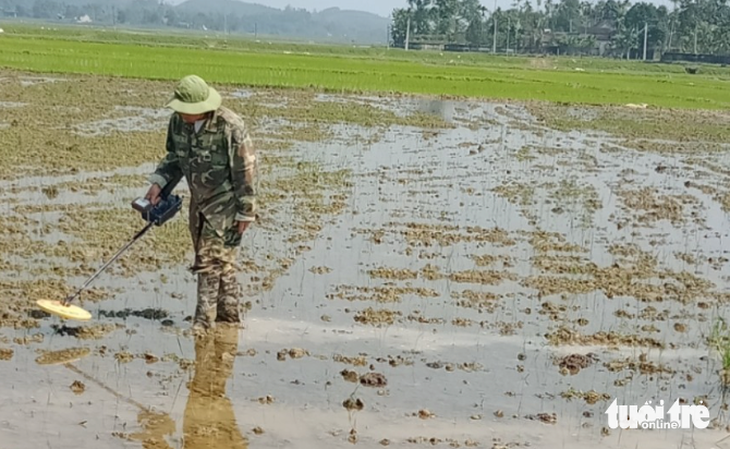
[165,75,222,115]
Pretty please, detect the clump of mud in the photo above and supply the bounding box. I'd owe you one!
[70,380,86,395]
[52,323,122,340]
[354,308,401,326]
[426,360,483,372]
[98,308,169,320]
[375,354,413,367]
[367,267,418,280]
[257,395,275,404]
[555,353,599,375]
[0,347,13,360]
[406,312,445,325]
[546,326,665,349]
[526,412,557,424]
[13,334,44,345]
[341,369,359,383]
[35,347,90,365]
[356,222,516,248]
[604,354,675,375]
[560,387,610,404]
[360,372,387,388]
[472,254,513,267]
[452,290,501,313]
[277,347,309,361]
[405,436,479,447]
[526,230,585,253]
[328,285,438,303]
[115,351,134,364]
[383,263,519,286]
[447,268,519,285]
[343,397,364,411]
[334,354,368,366]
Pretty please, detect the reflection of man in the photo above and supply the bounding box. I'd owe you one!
[131,327,248,449]
[184,326,247,448]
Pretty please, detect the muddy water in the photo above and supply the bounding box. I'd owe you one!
[71,106,171,137]
[2,90,730,449]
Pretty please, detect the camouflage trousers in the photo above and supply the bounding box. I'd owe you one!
[189,208,243,332]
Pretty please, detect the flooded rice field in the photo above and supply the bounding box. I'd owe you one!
[2,68,730,448]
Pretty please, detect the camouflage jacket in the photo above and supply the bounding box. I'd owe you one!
[148,106,257,234]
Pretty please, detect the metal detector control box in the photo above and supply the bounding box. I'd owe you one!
[131,194,183,226]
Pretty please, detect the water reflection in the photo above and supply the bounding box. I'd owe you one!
[132,326,247,449]
[182,327,247,448]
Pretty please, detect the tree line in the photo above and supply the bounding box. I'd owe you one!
[389,0,729,58]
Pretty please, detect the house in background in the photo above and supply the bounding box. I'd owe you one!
[540,20,616,56]
[585,20,616,56]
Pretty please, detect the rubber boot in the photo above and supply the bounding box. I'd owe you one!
[192,271,220,337]
[216,269,242,325]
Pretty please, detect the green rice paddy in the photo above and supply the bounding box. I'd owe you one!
[1,23,730,109]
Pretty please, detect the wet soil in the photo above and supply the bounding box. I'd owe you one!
[1,68,730,449]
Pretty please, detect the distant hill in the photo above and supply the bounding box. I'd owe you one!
[174,0,389,43]
[176,0,278,17]
[312,7,389,42]
[49,0,135,6]
[0,0,390,44]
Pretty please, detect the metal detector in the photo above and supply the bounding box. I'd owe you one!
[36,180,183,321]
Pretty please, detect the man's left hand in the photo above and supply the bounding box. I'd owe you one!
[237,221,251,234]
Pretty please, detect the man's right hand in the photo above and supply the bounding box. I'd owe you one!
[145,183,162,206]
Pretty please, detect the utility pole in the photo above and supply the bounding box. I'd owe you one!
[405,15,410,50]
[492,14,497,53]
[492,0,497,53]
[507,16,510,53]
[642,22,647,60]
[667,2,678,51]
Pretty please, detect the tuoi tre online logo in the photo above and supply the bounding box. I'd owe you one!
[605,398,710,430]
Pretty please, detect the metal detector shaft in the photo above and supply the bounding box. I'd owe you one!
[62,222,154,306]
[64,363,149,411]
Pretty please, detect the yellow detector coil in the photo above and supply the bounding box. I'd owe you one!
[36,299,92,321]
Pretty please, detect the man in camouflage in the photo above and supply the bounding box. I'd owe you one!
[143,75,257,336]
